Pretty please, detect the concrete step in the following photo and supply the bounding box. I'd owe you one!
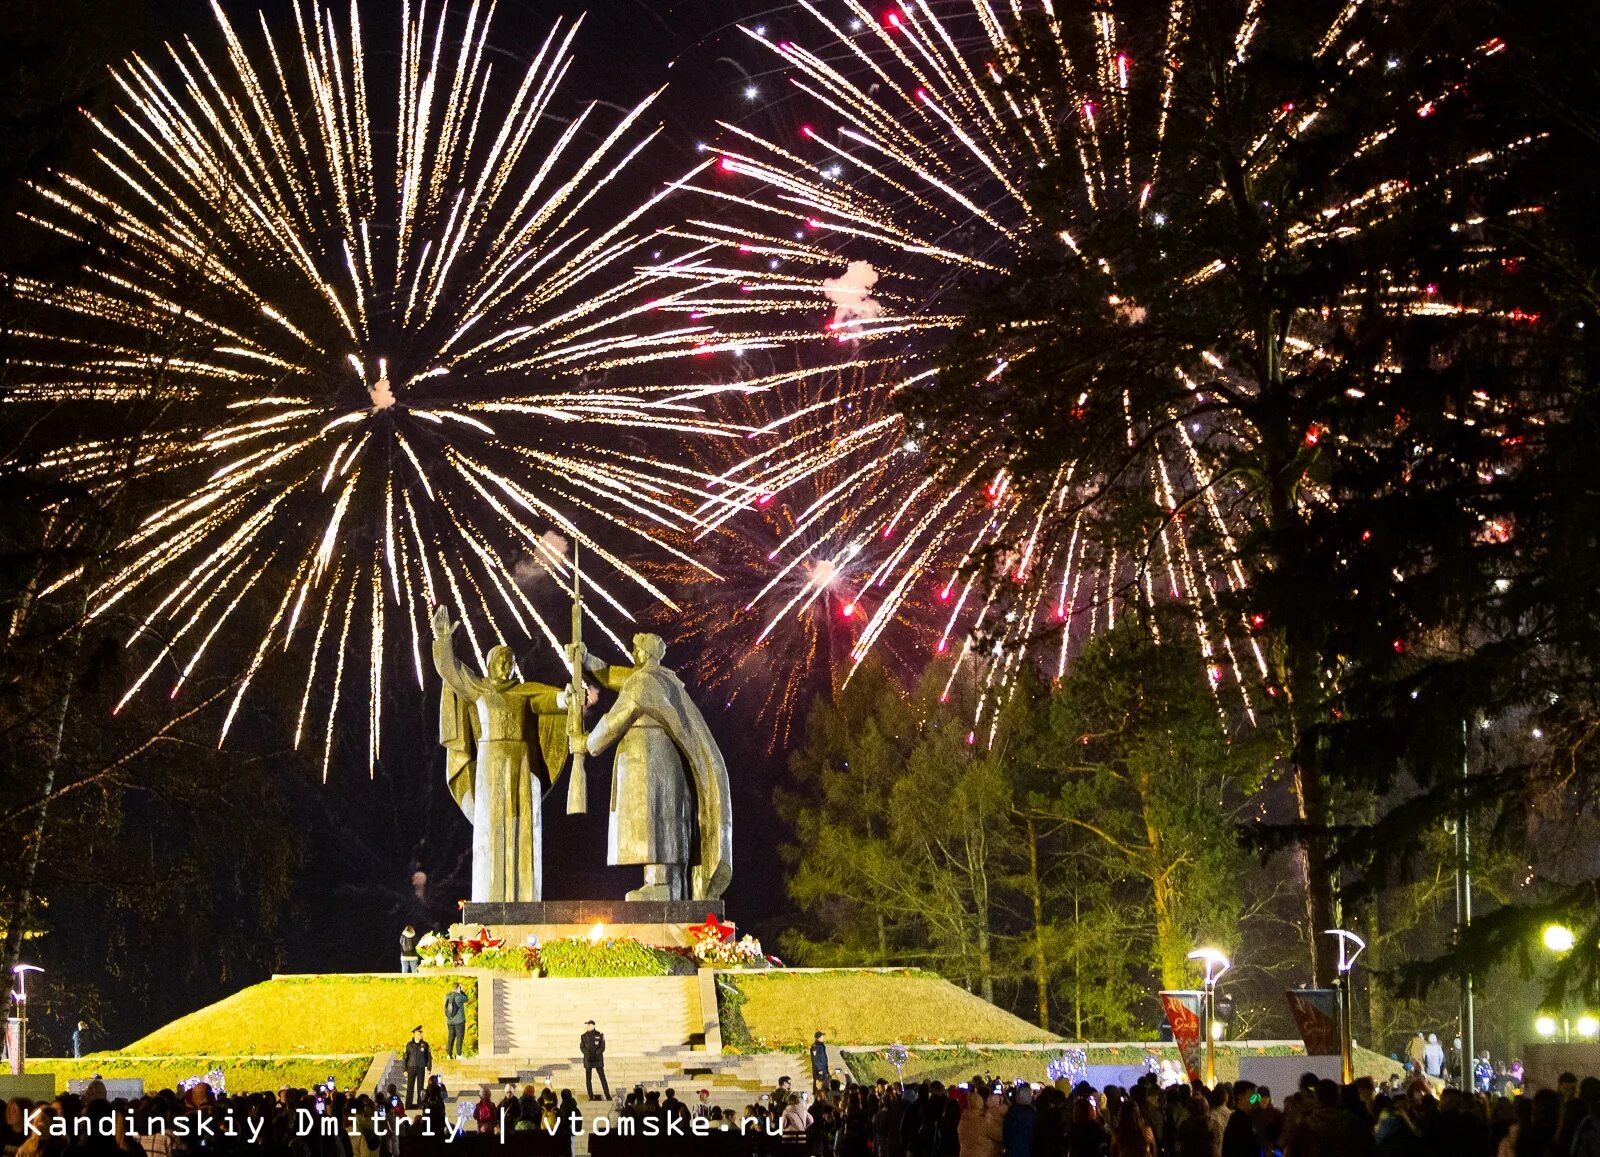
[490,976,703,1057]
[429,1049,804,1111]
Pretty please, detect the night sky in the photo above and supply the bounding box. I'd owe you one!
[1,0,844,1042]
[11,0,1589,1061]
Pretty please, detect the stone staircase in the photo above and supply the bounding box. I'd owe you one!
[432,1052,798,1109]
[426,976,803,1114]
[492,976,703,1056]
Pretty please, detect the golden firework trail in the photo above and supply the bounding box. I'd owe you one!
[655,359,939,751]
[651,0,1533,741]
[7,0,738,776]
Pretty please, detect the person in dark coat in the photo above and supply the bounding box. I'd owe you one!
[898,1087,926,1157]
[938,1087,962,1157]
[875,1089,909,1157]
[1282,1080,1375,1157]
[580,1020,610,1101]
[1002,1086,1036,1157]
[402,1026,433,1107]
[1222,1103,1261,1157]
[904,1086,937,1157]
[1032,1088,1068,1157]
[1066,1092,1109,1157]
[810,1032,830,1096]
[558,1089,580,1139]
[1178,1094,1214,1157]
[443,983,468,1059]
[1221,1081,1261,1157]
[399,926,420,973]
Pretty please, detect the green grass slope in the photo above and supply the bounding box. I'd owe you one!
[28,1056,372,1094]
[728,970,1060,1048]
[120,974,477,1056]
[1353,1044,1411,1086]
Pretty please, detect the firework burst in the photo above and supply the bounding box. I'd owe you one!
[653,0,1531,737]
[7,0,733,775]
[659,359,940,749]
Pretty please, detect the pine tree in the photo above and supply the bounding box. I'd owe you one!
[902,0,1542,984]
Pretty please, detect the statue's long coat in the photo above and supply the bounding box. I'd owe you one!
[589,662,732,900]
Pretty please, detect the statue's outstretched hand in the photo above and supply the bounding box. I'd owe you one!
[566,642,587,670]
[558,681,600,710]
[431,604,456,639]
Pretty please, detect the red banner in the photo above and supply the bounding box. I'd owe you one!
[1160,990,1205,1081]
[1285,988,1341,1056]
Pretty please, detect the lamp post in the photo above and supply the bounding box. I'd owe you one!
[1536,1013,1598,1045]
[1187,948,1232,1086]
[7,964,42,1075]
[1325,929,1366,1084]
[1537,924,1583,1049]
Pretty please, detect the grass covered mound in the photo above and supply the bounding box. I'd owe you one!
[725,970,1060,1049]
[28,1055,372,1094]
[120,974,478,1056]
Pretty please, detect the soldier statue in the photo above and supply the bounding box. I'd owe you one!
[572,634,732,901]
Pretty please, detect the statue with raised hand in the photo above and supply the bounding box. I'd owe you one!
[432,604,575,902]
[573,634,732,902]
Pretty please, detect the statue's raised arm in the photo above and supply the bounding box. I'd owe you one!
[431,605,484,700]
[432,605,480,826]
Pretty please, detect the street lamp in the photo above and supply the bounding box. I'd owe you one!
[1544,924,1576,953]
[1538,924,1584,1047]
[1326,929,1367,1085]
[1535,1013,1598,1043]
[7,964,42,1076]
[1188,948,1232,1085]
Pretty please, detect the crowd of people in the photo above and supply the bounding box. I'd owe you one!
[7,1066,1600,1157]
[1398,1032,1524,1095]
[732,1069,1600,1157]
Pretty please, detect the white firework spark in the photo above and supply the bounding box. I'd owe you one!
[7,0,736,776]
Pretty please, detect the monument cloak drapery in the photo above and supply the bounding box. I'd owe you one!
[589,663,733,900]
[436,640,567,902]
[439,682,567,812]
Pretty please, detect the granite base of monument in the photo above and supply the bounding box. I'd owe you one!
[454,899,725,949]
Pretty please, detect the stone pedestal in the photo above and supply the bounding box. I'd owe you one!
[454,899,724,949]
